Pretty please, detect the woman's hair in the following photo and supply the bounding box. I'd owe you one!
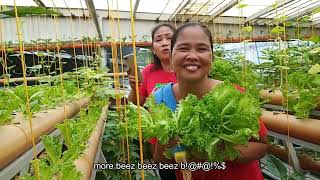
[151,24,176,70]
[170,22,213,53]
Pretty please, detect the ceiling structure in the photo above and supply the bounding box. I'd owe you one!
[1,0,319,25]
[1,0,319,42]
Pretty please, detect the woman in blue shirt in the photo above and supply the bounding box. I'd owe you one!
[152,22,268,180]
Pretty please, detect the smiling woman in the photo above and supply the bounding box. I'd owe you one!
[152,22,268,180]
[170,23,213,85]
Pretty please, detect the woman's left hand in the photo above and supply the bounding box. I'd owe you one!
[235,137,268,163]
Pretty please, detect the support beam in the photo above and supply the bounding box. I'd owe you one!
[85,0,103,41]
[33,0,46,7]
[199,0,226,22]
[261,2,320,26]
[286,3,320,21]
[189,0,211,19]
[211,0,238,19]
[246,0,294,23]
[169,0,191,21]
[312,19,320,26]
[133,0,141,18]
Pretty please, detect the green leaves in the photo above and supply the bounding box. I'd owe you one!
[265,154,288,179]
[271,26,285,34]
[237,4,248,9]
[178,81,261,161]
[42,135,62,167]
[122,81,261,162]
[0,79,85,126]
[241,25,253,33]
[0,7,62,17]
[308,64,320,74]
[21,100,106,180]
[308,47,320,54]
[288,70,320,118]
[265,154,305,180]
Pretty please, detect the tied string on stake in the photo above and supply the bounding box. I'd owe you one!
[129,0,145,179]
[13,0,40,179]
[0,1,10,88]
[109,0,126,174]
[279,0,292,174]
[50,0,68,123]
[115,1,132,179]
[107,0,126,171]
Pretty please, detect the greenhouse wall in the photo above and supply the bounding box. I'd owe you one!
[1,16,319,43]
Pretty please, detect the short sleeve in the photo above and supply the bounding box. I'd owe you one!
[139,66,149,97]
[258,119,267,137]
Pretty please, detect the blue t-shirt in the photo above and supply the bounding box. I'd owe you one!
[153,83,177,111]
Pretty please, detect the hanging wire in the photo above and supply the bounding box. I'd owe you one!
[108,0,124,164]
[108,0,121,112]
[35,16,42,78]
[257,0,318,27]
[108,2,128,180]
[116,1,132,179]
[189,0,211,20]
[79,0,90,93]
[79,0,87,66]
[64,1,80,93]
[177,0,199,22]
[82,0,92,69]
[43,14,52,76]
[106,7,129,176]
[12,0,40,179]
[158,0,172,20]
[49,8,72,166]
[0,1,10,88]
[311,9,315,37]
[87,0,98,70]
[29,16,37,83]
[279,0,292,175]
[212,19,216,43]
[218,16,223,44]
[62,0,74,16]
[199,0,224,22]
[237,0,246,84]
[129,0,145,179]
[168,0,188,22]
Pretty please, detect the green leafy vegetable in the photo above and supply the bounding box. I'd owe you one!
[122,81,261,162]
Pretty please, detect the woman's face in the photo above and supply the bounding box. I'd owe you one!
[152,26,173,62]
[171,26,212,83]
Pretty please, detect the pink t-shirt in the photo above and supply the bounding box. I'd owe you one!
[139,64,177,97]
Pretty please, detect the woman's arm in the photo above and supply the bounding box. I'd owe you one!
[128,88,146,105]
[127,74,146,105]
[235,136,268,163]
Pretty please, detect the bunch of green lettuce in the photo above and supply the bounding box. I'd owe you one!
[121,81,261,162]
[118,99,175,144]
[175,81,261,162]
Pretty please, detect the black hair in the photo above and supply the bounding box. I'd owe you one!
[170,22,213,53]
[151,24,176,70]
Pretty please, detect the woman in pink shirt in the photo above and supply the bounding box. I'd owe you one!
[127,24,177,180]
[128,24,177,106]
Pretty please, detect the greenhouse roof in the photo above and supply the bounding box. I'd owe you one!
[1,0,320,25]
